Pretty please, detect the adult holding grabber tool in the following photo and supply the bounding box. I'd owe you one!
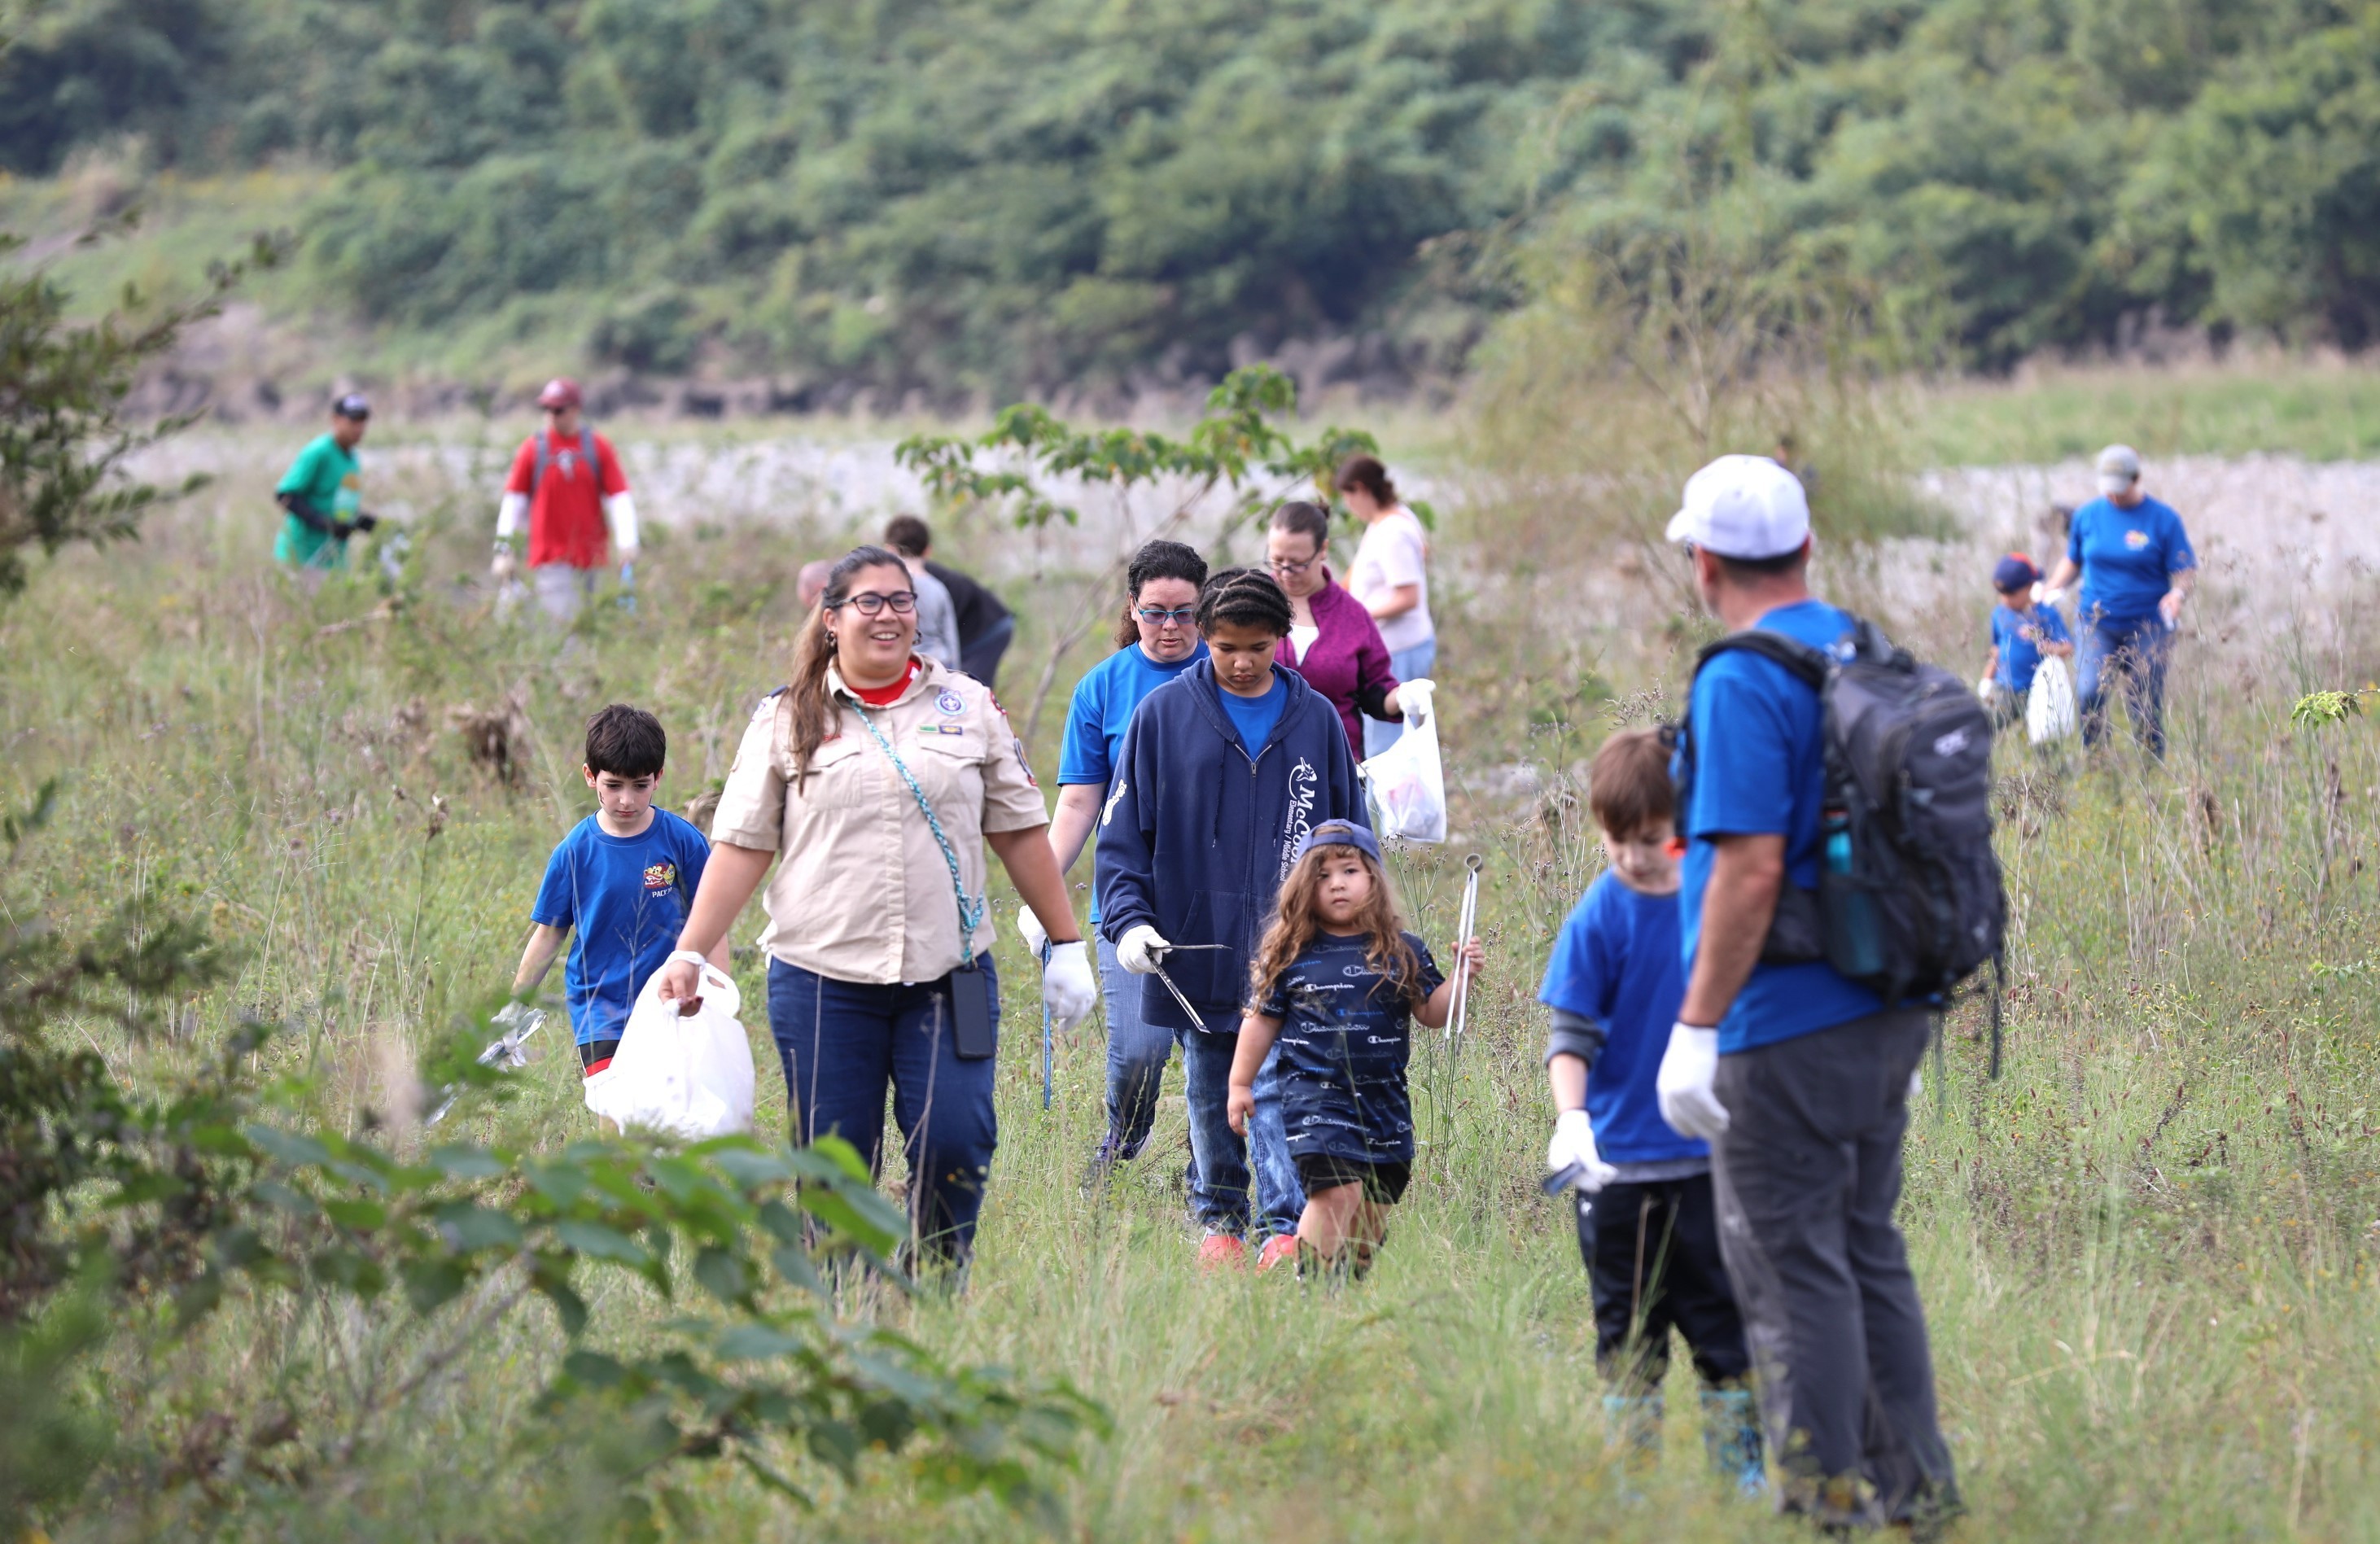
[273,392,378,587]
[1022,539,1210,1179]
[1096,567,1368,1271]
[653,545,1096,1271]
[1656,454,1962,1533]
[492,378,640,624]
[2039,444,2196,759]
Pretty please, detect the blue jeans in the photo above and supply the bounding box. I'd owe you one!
[2076,614,2174,759]
[1365,638,1439,759]
[1179,1024,1304,1239]
[766,954,999,1264]
[1097,937,1187,1170]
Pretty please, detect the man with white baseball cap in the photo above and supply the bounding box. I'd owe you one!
[1656,453,1960,1531]
[492,378,641,623]
[2038,443,2196,757]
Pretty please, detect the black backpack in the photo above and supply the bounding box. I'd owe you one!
[1674,616,2008,1074]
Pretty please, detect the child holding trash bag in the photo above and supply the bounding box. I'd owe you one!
[1226,820,1481,1277]
[1096,567,1368,1271]
[1540,728,1761,1492]
[507,705,711,1077]
[1975,553,2073,732]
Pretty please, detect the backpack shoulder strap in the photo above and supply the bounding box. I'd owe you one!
[530,429,554,496]
[1693,628,1832,690]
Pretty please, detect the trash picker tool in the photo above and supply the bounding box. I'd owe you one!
[427,1004,544,1126]
[1542,1161,1595,1227]
[1446,853,1483,1044]
[1038,938,1054,1111]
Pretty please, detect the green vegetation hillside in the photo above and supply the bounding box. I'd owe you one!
[7,0,2380,396]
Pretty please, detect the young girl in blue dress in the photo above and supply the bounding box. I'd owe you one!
[1227,819,1484,1275]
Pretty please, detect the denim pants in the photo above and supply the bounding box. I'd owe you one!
[2076,613,2174,758]
[767,953,999,1264]
[1178,1021,1303,1239]
[1097,938,1188,1172]
[1364,637,1438,759]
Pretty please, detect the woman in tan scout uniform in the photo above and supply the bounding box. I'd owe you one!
[655,545,1096,1266]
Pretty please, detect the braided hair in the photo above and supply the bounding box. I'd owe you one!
[1196,566,1294,638]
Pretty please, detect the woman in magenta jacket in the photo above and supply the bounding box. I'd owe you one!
[1263,501,1433,757]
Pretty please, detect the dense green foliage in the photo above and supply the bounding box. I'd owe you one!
[8,0,2380,391]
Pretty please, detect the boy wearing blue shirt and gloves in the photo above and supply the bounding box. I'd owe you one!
[1975,552,2073,728]
[1542,728,1761,1492]
[1656,456,1958,1533]
[510,705,711,1076]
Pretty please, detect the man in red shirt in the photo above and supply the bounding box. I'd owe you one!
[492,378,639,622]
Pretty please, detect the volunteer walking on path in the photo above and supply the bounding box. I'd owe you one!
[1263,501,1433,760]
[1026,540,1210,1176]
[1096,568,1369,1269]
[273,393,378,584]
[886,514,1015,689]
[1656,455,1960,1531]
[2040,444,2197,758]
[492,378,640,623]
[885,516,964,668]
[655,545,1096,1268]
[1337,455,1437,758]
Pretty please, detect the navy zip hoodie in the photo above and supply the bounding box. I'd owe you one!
[1096,658,1368,1031]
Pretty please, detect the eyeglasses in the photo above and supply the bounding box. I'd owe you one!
[1267,555,1318,578]
[831,590,918,616]
[1135,606,1197,626]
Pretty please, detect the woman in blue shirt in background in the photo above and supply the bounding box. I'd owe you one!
[2041,444,2197,758]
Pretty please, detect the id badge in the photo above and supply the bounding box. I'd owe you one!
[947,959,997,1060]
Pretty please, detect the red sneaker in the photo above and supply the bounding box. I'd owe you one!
[1197,1233,1249,1271]
[1256,1233,1300,1272]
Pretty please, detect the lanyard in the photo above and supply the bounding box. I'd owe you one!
[847,692,987,955]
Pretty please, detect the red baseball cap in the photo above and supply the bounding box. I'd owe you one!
[536,377,583,410]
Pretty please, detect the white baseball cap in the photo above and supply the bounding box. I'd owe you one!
[1665,454,1812,560]
[2095,443,2141,496]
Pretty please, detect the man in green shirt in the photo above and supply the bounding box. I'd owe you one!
[274,394,377,580]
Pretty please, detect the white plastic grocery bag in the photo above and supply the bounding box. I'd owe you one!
[584,954,756,1139]
[1359,711,1449,844]
[2027,654,2079,746]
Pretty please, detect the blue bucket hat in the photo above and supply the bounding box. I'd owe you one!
[1294,819,1382,866]
[1992,553,2039,592]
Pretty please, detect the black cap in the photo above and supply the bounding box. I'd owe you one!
[333,392,371,421]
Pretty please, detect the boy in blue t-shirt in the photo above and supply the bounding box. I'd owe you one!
[1541,728,1761,1489]
[1975,552,2073,728]
[510,704,711,1075]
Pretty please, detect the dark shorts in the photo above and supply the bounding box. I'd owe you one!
[1293,1153,1411,1205]
[580,1038,621,1075]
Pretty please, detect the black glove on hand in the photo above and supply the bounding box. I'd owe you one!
[352,511,380,533]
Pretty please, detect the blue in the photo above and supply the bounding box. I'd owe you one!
[1990,601,2072,693]
[530,810,711,1044]
[1058,640,1207,927]
[1216,674,1288,759]
[1258,930,1443,1165]
[2066,495,2195,623]
[1540,873,1707,1165]
[1678,599,1883,1055]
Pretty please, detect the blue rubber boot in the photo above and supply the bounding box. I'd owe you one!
[1700,1386,1765,1499]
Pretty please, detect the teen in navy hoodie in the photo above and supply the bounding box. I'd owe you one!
[1096,566,1369,1268]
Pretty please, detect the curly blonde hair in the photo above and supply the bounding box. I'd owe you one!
[1249,842,1424,1012]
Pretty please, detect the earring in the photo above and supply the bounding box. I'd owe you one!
[825,632,838,651]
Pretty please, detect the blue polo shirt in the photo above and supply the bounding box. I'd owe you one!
[1057,640,1208,925]
[531,809,711,1045]
[2067,495,2195,623]
[1991,600,2072,692]
[1540,873,1705,1165]
[1678,598,1883,1054]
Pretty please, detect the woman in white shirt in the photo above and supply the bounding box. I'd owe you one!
[1337,455,1436,757]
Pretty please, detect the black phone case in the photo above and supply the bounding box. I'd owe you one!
[947,963,996,1060]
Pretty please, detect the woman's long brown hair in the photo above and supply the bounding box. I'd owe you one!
[781,545,910,789]
[1249,845,1425,1012]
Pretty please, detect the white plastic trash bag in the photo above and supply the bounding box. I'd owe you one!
[1359,710,1448,844]
[2027,655,2079,746]
[584,956,756,1139]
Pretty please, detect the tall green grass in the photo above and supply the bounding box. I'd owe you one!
[9,432,2380,1539]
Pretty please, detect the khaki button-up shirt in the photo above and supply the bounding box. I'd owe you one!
[708,658,1049,984]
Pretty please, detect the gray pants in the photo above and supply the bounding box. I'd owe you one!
[533,563,598,623]
[1711,1008,1959,1530]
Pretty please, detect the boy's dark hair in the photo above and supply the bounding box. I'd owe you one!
[585,704,667,778]
[1588,728,1674,837]
[1115,538,1210,647]
[884,514,932,558]
[1196,566,1293,637]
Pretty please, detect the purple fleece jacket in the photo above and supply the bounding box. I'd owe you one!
[1280,573,1399,758]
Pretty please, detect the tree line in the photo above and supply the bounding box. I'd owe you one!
[5,0,2377,394]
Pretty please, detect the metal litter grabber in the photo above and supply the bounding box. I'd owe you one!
[1445,853,1483,1045]
[427,1004,545,1126]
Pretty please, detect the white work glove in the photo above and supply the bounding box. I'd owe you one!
[1042,941,1097,1034]
[1546,1109,1617,1195]
[1017,905,1049,957]
[1975,675,1998,702]
[1907,1068,1923,1103]
[1397,677,1435,725]
[2041,585,2066,609]
[1656,1022,1729,1140]
[1117,924,1172,975]
[491,542,518,581]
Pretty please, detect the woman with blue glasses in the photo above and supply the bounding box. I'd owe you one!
[1022,540,1213,1183]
